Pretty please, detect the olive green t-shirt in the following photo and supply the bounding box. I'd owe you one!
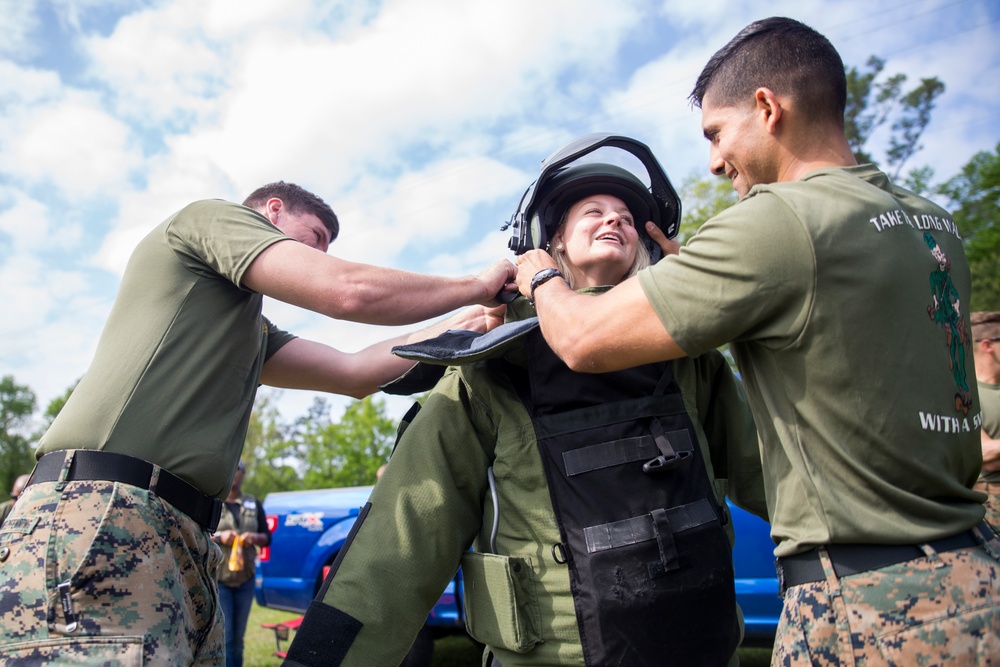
[979,381,1000,484]
[38,200,296,498]
[639,164,984,556]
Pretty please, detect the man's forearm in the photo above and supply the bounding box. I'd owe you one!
[243,240,512,326]
[528,274,685,373]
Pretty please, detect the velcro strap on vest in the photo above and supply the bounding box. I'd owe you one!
[650,508,680,576]
[583,498,717,554]
[563,436,659,476]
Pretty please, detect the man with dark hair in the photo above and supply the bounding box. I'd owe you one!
[242,181,341,239]
[689,17,846,127]
[972,311,1000,528]
[0,182,514,665]
[514,16,1000,665]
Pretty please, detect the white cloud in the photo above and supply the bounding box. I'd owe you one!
[0,0,41,60]
[92,149,238,275]
[176,0,648,188]
[328,156,527,266]
[0,246,113,408]
[0,191,51,250]
[0,92,142,198]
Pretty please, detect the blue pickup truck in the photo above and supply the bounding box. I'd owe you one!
[255,487,782,646]
[254,485,464,634]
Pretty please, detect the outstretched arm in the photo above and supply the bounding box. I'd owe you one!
[261,305,506,398]
[513,249,684,373]
[243,240,516,326]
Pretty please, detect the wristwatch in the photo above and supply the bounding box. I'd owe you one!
[529,268,565,304]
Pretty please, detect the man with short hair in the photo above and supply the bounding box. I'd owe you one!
[972,311,1000,528]
[514,17,1000,665]
[0,181,515,665]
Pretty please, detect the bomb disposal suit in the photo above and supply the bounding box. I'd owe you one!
[281,135,768,667]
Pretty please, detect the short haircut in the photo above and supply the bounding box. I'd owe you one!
[690,16,846,126]
[971,311,1000,341]
[243,181,340,242]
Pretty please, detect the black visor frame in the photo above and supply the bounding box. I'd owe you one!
[505,133,681,260]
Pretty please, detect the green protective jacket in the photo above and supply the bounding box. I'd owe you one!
[283,296,766,667]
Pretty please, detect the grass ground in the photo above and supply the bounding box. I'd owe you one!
[244,601,773,666]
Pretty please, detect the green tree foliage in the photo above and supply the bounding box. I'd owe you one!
[886,78,945,180]
[0,376,38,501]
[677,172,738,235]
[38,380,78,433]
[844,56,945,180]
[296,395,395,489]
[845,56,906,165]
[241,390,301,497]
[937,142,1000,310]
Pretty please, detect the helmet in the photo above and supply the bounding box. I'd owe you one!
[506,133,681,262]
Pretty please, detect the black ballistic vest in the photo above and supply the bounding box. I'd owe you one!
[516,331,740,666]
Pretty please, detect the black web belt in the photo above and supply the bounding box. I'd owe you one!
[776,530,979,592]
[28,450,223,532]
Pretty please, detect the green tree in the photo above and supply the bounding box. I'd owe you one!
[937,141,1000,310]
[845,56,905,165]
[0,376,38,501]
[241,390,300,497]
[37,380,78,434]
[296,396,396,489]
[678,172,738,235]
[844,56,945,180]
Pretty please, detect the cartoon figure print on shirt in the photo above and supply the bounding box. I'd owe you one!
[924,231,971,415]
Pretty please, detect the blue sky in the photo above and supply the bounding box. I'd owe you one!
[2,0,999,425]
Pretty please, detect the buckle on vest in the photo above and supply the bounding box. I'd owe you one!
[642,450,692,474]
[642,418,693,475]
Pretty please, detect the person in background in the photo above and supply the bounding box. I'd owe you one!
[972,311,1000,529]
[213,460,269,667]
[0,474,30,526]
[512,17,1000,666]
[0,180,514,665]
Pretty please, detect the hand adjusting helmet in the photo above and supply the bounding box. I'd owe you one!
[504,133,681,263]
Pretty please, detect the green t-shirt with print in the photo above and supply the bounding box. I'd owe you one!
[639,164,984,556]
[38,199,296,498]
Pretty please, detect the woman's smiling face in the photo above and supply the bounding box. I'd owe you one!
[553,193,639,288]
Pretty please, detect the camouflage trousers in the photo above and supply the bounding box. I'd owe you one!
[772,523,1000,666]
[0,477,225,666]
[973,481,1000,534]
